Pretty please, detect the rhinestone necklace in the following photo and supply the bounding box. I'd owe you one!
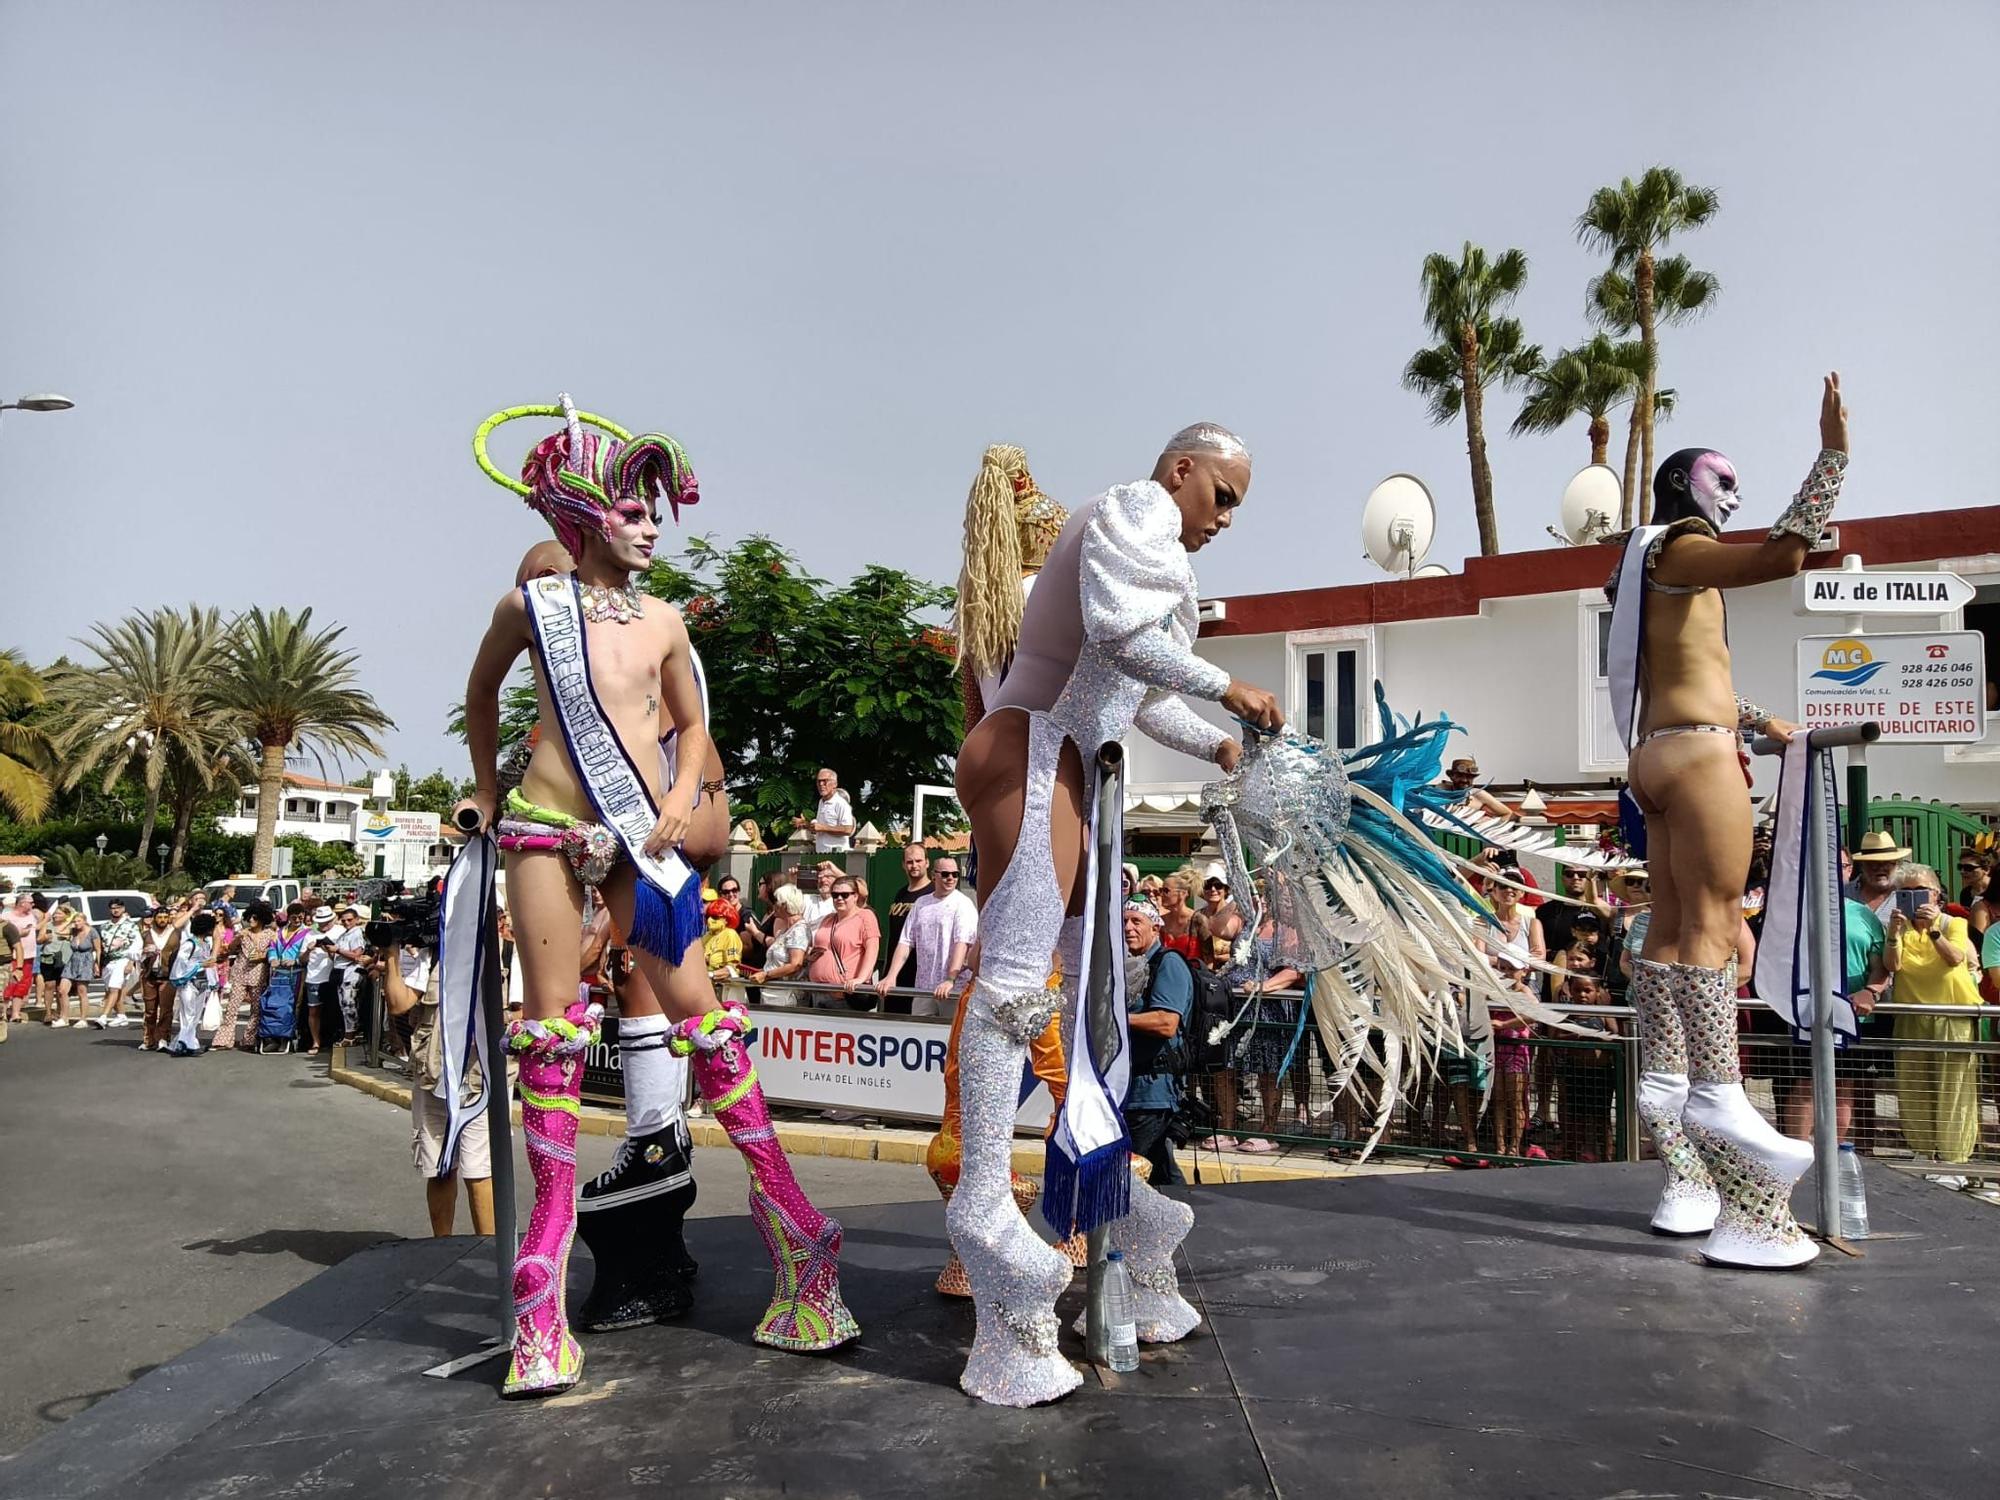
[578,577,645,625]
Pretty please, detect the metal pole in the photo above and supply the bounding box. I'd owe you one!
[1845,744,1870,855]
[1806,740,1842,1240]
[480,896,517,1345]
[1084,742,1125,1368]
[1751,721,1878,1241]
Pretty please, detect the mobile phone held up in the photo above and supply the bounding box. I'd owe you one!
[1893,888,1928,920]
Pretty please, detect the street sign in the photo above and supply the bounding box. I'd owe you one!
[1794,569,1975,616]
[1797,631,1988,743]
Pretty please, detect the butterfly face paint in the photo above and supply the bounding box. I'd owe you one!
[1686,451,1741,526]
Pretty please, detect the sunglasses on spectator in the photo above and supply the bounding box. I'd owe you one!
[935,869,959,879]
[719,885,739,895]
[832,889,857,899]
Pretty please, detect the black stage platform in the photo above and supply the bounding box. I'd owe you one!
[7,1163,1993,1500]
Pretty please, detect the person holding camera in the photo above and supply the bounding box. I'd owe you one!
[377,914,496,1237]
[1121,898,1195,1186]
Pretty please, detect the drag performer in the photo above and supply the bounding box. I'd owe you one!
[951,423,1282,1405]
[927,445,1081,1297]
[1606,373,1849,1269]
[459,396,856,1397]
[501,540,722,1336]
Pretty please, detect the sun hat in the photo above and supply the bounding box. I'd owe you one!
[1851,830,1911,863]
[312,905,335,922]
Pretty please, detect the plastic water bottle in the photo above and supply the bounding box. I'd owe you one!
[1102,1250,1139,1372]
[1837,1142,1870,1240]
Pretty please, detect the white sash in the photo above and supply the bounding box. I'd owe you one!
[1752,735,1857,1046]
[434,833,497,1176]
[522,576,694,914]
[1608,526,1663,752]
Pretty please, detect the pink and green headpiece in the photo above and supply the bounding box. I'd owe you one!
[473,393,699,557]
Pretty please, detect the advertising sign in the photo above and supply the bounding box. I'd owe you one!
[354,809,443,844]
[580,1006,1055,1130]
[1794,569,1974,616]
[1797,632,1988,743]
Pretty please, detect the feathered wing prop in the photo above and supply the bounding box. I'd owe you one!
[1201,691,1587,1160]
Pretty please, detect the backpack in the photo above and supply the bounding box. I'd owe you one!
[1134,947,1232,1078]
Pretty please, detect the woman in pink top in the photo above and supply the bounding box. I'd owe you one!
[806,876,879,1010]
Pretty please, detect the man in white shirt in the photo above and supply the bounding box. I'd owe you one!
[799,862,839,934]
[332,907,369,1043]
[875,857,978,1016]
[301,905,340,1054]
[793,768,854,852]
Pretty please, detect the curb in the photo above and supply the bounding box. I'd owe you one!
[329,1045,1413,1186]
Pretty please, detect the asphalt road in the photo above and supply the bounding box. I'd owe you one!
[0,1021,936,1459]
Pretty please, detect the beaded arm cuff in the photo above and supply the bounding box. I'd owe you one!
[1735,694,1772,735]
[1767,449,1847,546]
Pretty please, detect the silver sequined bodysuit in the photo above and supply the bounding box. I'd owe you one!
[949,481,1222,1406]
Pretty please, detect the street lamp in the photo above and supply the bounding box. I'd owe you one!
[155,843,169,877]
[95,833,109,856]
[1,393,75,413]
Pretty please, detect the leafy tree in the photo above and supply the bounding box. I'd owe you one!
[643,536,961,841]
[215,607,394,878]
[1402,243,1542,555]
[1577,168,1720,522]
[41,842,155,889]
[275,833,363,881]
[47,606,236,859]
[0,650,55,822]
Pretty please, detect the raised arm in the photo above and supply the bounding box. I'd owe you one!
[457,591,530,833]
[1652,373,1849,594]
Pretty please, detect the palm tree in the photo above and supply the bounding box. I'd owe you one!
[1512,334,1648,469]
[163,731,249,875]
[1402,242,1542,556]
[48,606,231,856]
[1576,169,1721,521]
[0,650,55,822]
[217,607,392,877]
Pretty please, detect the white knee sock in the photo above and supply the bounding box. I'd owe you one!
[619,1014,688,1137]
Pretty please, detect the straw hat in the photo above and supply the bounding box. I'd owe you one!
[1851,830,1910,863]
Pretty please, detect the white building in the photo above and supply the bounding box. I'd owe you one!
[218,772,372,845]
[1124,506,2000,844]
[218,771,453,881]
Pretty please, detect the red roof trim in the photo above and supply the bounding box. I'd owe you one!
[1202,505,2000,638]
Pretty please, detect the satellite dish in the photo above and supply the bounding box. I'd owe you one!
[1361,474,1436,576]
[1411,562,1451,579]
[1558,464,1622,545]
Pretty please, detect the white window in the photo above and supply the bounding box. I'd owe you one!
[1287,630,1373,751]
[1579,599,1624,771]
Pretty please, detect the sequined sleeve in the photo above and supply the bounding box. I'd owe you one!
[1078,482,1231,700]
[1133,688,1229,760]
[1768,449,1847,546]
[1735,694,1772,735]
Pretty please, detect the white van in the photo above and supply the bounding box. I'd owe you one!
[204,877,303,912]
[76,889,153,927]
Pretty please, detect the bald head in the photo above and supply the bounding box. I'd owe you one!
[515,540,575,586]
[1151,422,1251,554]
[1156,422,1251,469]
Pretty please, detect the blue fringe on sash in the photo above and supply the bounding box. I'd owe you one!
[629,872,705,966]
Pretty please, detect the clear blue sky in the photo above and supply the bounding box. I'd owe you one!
[4,2,1993,776]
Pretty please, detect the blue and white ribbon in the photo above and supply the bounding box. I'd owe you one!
[522,575,694,958]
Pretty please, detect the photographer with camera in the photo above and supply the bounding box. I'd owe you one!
[373,894,496,1237]
[1121,897,1196,1186]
